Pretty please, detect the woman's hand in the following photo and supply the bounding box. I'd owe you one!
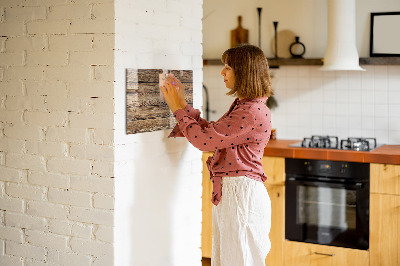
[173,76,187,108]
[160,76,184,113]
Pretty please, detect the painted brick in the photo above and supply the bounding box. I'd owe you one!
[92,3,114,20]
[93,65,114,82]
[48,219,71,236]
[25,229,69,251]
[6,183,46,201]
[6,241,46,261]
[0,110,23,124]
[70,237,113,257]
[24,259,49,266]
[70,144,114,161]
[89,128,114,146]
[69,113,114,129]
[0,138,25,153]
[43,96,81,112]
[93,253,113,266]
[94,225,113,243]
[4,96,46,111]
[0,197,24,213]
[5,36,47,52]
[47,158,92,176]
[27,21,69,35]
[0,255,24,266]
[26,51,68,66]
[22,0,69,6]
[3,66,44,81]
[27,200,69,219]
[25,80,67,97]
[4,6,46,22]
[48,4,91,20]
[5,212,48,231]
[47,250,91,266]
[6,153,46,171]
[92,160,113,177]
[92,34,114,51]
[0,225,24,243]
[49,35,93,52]
[93,194,114,210]
[0,153,5,166]
[0,81,24,96]
[48,188,91,208]
[45,127,88,144]
[69,19,114,34]
[71,222,92,239]
[0,37,5,52]
[0,52,24,66]
[0,211,4,226]
[4,125,43,141]
[0,22,24,36]
[69,81,114,98]
[70,175,113,195]
[44,66,91,82]
[69,50,113,66]
[0,167,24,182]
[26,141,67,157]
[69,207,113,226]
[24,111,68,127]
[28,171,69,189]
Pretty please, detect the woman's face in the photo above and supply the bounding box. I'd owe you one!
[221,64,235,89]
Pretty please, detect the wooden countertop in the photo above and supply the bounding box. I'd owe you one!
[263,139,400,165]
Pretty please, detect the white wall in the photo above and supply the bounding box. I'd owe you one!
[203,0,400,58]
[203,0,400,144]
[0,0,115,265]
[113,0,203,265]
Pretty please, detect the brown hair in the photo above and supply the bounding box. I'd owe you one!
[221,44,273,99]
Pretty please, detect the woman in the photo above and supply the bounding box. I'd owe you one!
[161,44,273,266]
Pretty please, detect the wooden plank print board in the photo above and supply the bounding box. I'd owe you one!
[126,69,193,134]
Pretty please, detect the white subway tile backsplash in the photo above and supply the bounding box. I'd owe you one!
[205,65,400,144]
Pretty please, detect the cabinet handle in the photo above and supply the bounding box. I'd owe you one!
[314,252,335,257]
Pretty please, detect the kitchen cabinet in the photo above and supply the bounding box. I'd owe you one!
[370,163,400,266]
[201,152,213,258]
[284,241,369,266]
[201,153,286,266]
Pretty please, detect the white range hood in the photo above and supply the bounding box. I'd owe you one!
[320,0,365,71]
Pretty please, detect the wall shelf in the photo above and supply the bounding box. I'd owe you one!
[203,57,400,67]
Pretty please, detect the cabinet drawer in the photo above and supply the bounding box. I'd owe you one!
[284,241,369,266]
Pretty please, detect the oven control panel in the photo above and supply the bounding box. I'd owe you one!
[286,158,369,180]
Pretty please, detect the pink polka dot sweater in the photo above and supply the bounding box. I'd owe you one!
[169,97,272,206]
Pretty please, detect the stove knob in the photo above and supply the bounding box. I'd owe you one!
[340,164,347,174]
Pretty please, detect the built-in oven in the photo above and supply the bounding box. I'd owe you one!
[285,158,369,250]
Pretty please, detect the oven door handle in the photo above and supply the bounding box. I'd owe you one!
[287,177,364,189]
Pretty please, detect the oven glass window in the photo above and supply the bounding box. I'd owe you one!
[297,186,356,230]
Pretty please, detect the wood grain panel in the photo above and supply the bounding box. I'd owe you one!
[370,163,400,195]
[284,241,369,266]
[126,69,193,134]
[370,193,400,266]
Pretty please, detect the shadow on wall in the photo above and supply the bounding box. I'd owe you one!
[128,130,191,265]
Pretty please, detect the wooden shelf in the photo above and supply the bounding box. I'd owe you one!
[203,57,400,67]
[359,57,400,65]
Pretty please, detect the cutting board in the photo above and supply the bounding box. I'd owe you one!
[231,16,249,48]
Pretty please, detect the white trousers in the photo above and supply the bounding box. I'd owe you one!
[212,176,271,266]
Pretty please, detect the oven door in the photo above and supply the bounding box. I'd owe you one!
[285,177,369,250]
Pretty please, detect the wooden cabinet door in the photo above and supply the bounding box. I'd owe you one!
[262,156,285,186]
[284,241,369,266]
[370,193,400,266]
[264,184,284,266]
[201,152,213,258]
[370,163,400,195]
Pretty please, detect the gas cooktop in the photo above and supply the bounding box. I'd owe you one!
[289,135,382,151]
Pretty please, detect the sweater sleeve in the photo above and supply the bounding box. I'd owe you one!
[168,104,211,138]
[172,106,257,152]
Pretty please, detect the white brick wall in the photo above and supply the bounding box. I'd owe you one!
[0,0,115,265]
